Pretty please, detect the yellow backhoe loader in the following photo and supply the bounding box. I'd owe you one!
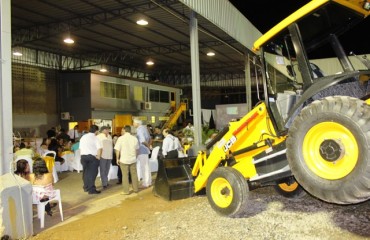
[154,0,370,217]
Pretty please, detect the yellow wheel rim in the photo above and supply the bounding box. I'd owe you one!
[211,177,233,208]
[278,181,299,192]
[303,122,358,180]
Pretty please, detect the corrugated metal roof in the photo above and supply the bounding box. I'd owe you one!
[11,0,250,81]
[179,0,261,51]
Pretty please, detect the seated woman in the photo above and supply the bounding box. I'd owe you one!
[38,138,51,157]
[48,138,65,164]
[14,159,31,181]
[29,158,55,216]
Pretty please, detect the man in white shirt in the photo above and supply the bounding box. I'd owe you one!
[97,126,113,189]
[68,125,80,143]
[114,125,139,195]
[162,128,182,158]
[79,125,102,194]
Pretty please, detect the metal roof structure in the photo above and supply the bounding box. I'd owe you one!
[11,0,254,85]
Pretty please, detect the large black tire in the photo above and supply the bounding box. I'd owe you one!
[206,167,249,217]
[287,96,370,204]
[274,177,306,198]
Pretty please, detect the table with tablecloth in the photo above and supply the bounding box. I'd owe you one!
[59,151,73,172]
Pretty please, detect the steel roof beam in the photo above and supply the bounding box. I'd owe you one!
[11,2,153,46]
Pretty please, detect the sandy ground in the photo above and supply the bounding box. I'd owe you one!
[28,171,370,240]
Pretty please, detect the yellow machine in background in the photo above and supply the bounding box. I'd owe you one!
[162,102,187,130]
[154,0,370,217]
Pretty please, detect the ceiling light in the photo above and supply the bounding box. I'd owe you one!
[13,51,23,56]
[146,60,154,66]
[207,51,215,56]
[64,37,74,44]
[136,19,148,26]
[100,68,107,73]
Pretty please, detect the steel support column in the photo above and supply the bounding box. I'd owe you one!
[189,11,202,146]
[0,0,13,174]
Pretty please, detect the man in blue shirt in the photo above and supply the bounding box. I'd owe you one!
[133,119,152,188]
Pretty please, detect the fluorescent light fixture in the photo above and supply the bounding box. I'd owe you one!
[146,60,154,66]
[136,19,148,26]
[207,51,215,56]
[99,68,107,72]
[13,51,23,56]
[64,37,74,44]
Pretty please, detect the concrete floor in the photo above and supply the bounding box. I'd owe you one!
[32,170,153,235]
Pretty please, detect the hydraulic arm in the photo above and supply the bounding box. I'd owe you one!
[192,102,286,192]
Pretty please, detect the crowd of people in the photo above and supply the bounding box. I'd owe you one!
[75,119,195,195]
[12,125,84,217]
[11,119,200,222]
[78,118,189,195]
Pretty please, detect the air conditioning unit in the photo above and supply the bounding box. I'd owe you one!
[61,112,70,120]
[144,102,152,110]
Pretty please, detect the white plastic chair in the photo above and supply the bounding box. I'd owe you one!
[42,151,58,183]
[59,152,72,172]
[149,146,160,172]
[108,165,118,180]
[98,165,118,180]
[32,188,64,228]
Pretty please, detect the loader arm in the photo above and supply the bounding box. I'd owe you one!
[192,102,286,192]
[163,102,187,130]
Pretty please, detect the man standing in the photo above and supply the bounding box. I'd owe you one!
[133,119,152,188]
[97,126,113,189]
[152,126,164,149]
[161,128,182,158]
[79,125,102,194]
[114,126,139,195]
[68,125,80,143]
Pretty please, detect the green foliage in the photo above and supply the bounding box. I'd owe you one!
[202,126,217,144]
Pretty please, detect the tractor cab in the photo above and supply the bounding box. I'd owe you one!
[254,0,370,134]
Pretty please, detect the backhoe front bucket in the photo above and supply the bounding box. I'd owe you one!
[153,157,195,201]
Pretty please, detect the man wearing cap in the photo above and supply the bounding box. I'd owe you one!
[133,118,152,188]
[97,126,113,189]
[79,125,102,194]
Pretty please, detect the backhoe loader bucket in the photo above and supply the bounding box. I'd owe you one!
[153,157,195,201]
